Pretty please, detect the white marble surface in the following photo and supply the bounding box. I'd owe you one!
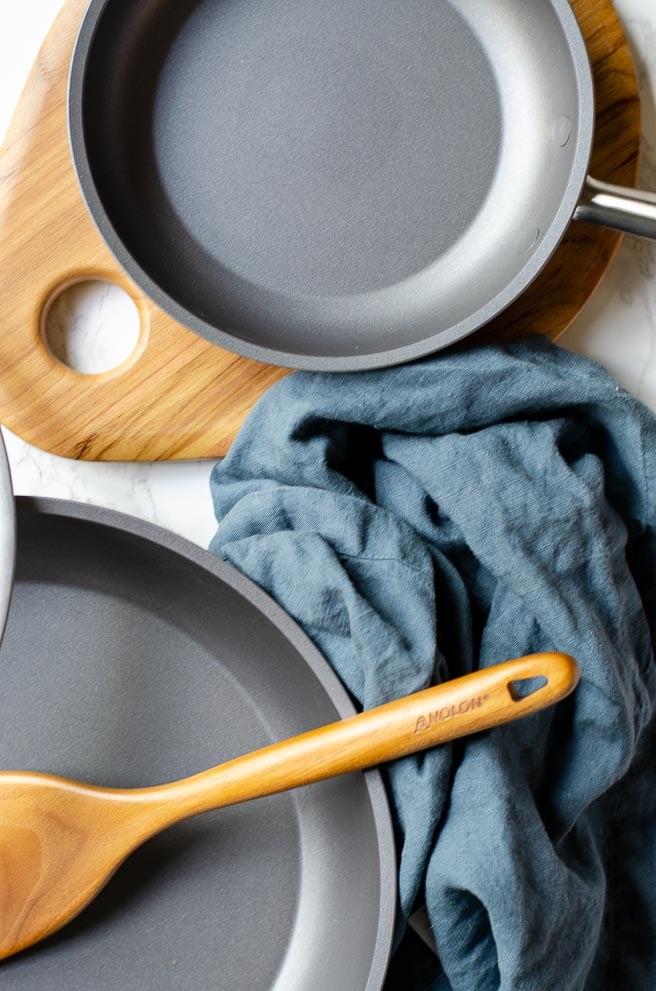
[0,0,655,550]
[44,279,141,376]
[561,1,656,405]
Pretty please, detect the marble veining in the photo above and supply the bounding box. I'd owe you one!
[1,0,655,549]
[43,280,141,376]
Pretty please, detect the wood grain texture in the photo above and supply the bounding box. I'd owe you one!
[474,0,642,346]
[0,652,578,961]
[0,0,640,461]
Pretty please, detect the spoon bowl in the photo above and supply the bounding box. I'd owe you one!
[0,774,148,960]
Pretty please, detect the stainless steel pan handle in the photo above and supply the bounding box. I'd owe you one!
[575,176,656,240]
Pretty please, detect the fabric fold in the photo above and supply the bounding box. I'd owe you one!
[209,339,656,990]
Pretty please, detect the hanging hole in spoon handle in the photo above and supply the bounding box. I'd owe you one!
[575,176,656,240]
[395,651,580,751]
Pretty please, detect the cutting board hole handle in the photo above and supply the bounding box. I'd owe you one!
[40,279,148,377]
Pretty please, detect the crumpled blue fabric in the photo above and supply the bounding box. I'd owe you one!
[208,338,656,990]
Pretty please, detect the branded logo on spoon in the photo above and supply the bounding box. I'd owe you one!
[415,695,490,733]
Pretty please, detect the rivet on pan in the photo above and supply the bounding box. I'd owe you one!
[516,228,541,255]
[553,116,572,147]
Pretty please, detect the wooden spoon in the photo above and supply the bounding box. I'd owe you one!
[0,651,578,961]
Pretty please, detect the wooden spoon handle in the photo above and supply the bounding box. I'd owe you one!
[149,652,579,825]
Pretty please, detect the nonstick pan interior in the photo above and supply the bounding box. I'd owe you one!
[70,0,593,369]
[0,499,394,991]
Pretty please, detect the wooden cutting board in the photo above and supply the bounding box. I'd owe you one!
[0,0,641,462]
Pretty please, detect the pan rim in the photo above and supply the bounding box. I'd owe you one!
[13,495,397,991]
[0,431,15,644]
[68,0,595,372]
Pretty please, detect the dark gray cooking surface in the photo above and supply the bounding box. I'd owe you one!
[0,500,394,990]
[150,0,501,297]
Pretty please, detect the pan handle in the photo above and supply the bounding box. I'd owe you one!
[574,176,656,241]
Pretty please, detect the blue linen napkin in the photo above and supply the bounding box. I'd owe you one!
[208,338,656,990]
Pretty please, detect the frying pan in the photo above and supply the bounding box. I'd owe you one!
[68,0,656,371]
[0,498,395,991]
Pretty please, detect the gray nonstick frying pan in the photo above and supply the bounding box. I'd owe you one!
[0,499,395,991]
[69,0,656,371]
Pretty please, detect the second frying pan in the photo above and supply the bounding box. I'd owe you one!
[69,0,656,371]
[1,499,395,990]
